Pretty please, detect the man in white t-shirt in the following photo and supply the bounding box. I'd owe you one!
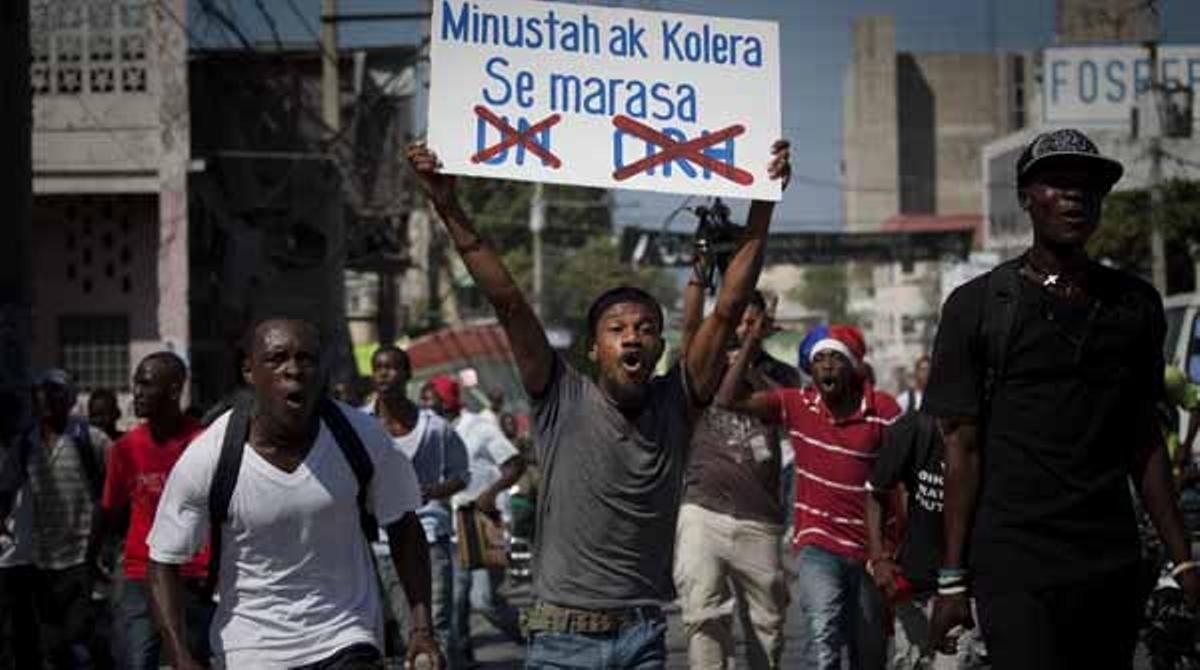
[146,319,442,670]
[423,376,525,667]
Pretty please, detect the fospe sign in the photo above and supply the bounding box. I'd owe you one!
[1043,46,1200,127]
[427,0,782,201]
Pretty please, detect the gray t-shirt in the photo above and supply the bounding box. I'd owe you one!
[532,357,695,609]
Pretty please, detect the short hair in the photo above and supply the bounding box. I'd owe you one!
[747,291,767,313]
[371,345,410,375]
[140,351,188,383]
[586,286,664,337]
[243,317,322,359]
[88,387,119,408]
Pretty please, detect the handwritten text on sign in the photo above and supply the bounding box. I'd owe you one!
[428,0,782,201]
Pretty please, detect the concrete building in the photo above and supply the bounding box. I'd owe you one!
[840,15,1033,389]
[30,0,189,411]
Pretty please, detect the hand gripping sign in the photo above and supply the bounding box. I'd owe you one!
[428,0,781,201]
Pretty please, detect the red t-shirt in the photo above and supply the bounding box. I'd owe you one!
[767,385,900,562]
[102,418,210,579]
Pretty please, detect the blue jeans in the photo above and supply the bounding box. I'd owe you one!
[122,577,213,670]
[451,564,523,665]
[379,539,454,658]
[793,545,886,670]
[525,614,667,669]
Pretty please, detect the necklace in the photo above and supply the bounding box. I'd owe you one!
[1022,255,1088,300]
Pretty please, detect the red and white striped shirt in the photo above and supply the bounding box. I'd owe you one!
[767,385,900,562]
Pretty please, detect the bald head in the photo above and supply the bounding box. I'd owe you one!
[133,351,188,422]
[140,351,188,384]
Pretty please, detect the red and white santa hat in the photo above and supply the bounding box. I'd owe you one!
[807,324,867,370]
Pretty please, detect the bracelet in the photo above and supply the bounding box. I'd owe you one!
[937,585,969,597]
[1171,561,1200,579]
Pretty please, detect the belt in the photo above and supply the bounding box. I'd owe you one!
[521,602,662,635]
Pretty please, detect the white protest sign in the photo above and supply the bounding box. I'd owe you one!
[428,0,782,201]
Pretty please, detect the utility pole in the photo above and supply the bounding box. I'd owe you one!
[0,0,33,422]
[1146,41,1168,295]
[321,0,341,135]
[530,183,546,319]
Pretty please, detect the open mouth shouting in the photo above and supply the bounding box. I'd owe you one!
[283,388,308,411]
[619,350,648,379]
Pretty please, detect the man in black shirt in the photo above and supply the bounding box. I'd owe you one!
[925,128,1200,669]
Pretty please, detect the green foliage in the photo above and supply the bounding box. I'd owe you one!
[450,178,679,359]
[1089,179,1200,293]
[791,264,850,324]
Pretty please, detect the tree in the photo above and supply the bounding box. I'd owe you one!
[1089,179,1200,294]
[443,177,679,363]
[791,265,851,324]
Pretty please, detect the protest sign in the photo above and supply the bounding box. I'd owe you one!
[428,0,782,201]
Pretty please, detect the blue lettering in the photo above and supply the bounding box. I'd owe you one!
[662,20,684,62]
[482,56,512,106]
[1051,60,1068,103]
[441,0,468,41]
[514,117,553,166]
[1105,60,1126,103]
[701,131,736,181]
[743,36,762,67]
[646,128,696,178]
[1079,60,1098,103]
[1134,57,1152,94]
[612,125,738,180]
[476,114,508,165]
[476,116,554,167]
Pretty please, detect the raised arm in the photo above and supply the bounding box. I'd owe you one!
[407,144,555,397]
[680,271,706,355]
[686,141,790,404]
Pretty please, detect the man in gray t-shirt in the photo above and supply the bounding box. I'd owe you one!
[407,140,791,668]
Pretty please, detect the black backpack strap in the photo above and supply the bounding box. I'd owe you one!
[71,419,102,500]
[980,258,1023,424]
[206,395,252,596]
[319,397,379,544]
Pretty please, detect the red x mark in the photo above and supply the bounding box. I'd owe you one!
[612,115,753,186]
[471,106,562,169]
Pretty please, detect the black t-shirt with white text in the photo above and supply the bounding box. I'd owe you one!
[925,262,1164,593]
[869,411,945,596]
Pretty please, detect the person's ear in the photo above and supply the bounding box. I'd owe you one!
[242,357,253,386]
[588,340,598,363]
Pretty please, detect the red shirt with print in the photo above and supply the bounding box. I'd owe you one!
[766,385,900,562]
[102,418,210,579]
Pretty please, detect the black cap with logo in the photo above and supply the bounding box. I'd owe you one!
[1016,128,1124,191]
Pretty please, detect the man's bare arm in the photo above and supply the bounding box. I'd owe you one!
[148,560,204,670]
[928,417,981,650]
[680,276,706,355]
[407,145,555,398]
[1136,424,1193,571]
[387,512,444,667]
[687,142,789,404]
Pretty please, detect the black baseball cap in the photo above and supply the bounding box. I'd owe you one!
[1016,128,1124,191]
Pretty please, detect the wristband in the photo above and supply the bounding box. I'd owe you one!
[1171,561,1200,579]
[937,585,969,597]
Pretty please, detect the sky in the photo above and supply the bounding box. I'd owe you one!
[194,0,1200,232]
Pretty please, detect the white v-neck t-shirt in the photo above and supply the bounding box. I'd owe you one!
[147,402,422,668]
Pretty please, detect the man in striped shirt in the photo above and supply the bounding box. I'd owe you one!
[743,325,899,670]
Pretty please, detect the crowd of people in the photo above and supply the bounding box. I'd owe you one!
[1,127,1198,670]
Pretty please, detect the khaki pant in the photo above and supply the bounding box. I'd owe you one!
[674,503,789,670]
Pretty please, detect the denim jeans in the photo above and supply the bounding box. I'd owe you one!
[378,538,454,658]
[451,562,523,666]
[122,577,214,670]
[525,614,667,669]
[792,545,886,670]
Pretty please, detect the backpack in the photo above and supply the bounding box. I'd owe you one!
[205,395,378,594]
